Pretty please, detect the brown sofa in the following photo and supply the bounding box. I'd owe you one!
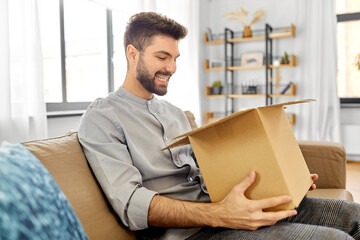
[22,127,353,239]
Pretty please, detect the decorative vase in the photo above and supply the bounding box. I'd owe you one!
[243,25,253,38]
[211,86,223,95]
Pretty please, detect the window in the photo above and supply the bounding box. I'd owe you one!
[38,0,116,113]
[336,0,360,106]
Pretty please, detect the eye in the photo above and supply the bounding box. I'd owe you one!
[158,56,166,60]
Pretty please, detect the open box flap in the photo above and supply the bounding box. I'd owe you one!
[161,136,190,150]
[163,99,315,150]
[173,108,255,140]
[258,99,315,109]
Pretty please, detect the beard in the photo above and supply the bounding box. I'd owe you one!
[136,55,171,96]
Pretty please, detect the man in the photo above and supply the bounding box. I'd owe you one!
[78,12,360,239]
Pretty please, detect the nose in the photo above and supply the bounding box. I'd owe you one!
[166,60,177,74]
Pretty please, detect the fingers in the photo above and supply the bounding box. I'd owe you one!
[255,195,293,210]
[261,209,297,225]
[309,173,318,191]
[235,171,256,193]
[311,173,318,181]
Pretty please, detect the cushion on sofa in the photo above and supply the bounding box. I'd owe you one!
[22,132,136,240]
[0,143,88,240]
[298,140,346,189]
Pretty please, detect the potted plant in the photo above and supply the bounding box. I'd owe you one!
[211,81,223,95]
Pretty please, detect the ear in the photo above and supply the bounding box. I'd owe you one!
[126,44,139,63]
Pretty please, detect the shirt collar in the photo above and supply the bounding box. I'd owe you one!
[115,87,158,105]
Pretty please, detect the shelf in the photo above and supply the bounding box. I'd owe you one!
[205,55,296,72]
[228,36,265,43]
[205,86,225,98]
[228,94,265,98]
[206,84,296,98]
[269,24,296,39]
[204,24,296,45]
[204,60,225,72]
[228,65,265,71]
[204,33,225,45]
[270,55,297,68]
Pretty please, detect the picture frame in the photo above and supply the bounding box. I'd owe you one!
[241,52,264,66]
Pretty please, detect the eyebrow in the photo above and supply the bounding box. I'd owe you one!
[154,50,180,59]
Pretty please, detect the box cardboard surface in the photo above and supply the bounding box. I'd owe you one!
[164,99,314,211]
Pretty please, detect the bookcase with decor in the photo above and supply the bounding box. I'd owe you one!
[204,24,297,125]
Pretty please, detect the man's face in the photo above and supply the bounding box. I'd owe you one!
[135,35,180,96]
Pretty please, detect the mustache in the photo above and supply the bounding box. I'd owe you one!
[155,71,172,77]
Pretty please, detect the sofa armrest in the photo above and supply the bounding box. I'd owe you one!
[298,140,346,189]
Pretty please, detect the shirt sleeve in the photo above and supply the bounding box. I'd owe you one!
[78,104,158,230]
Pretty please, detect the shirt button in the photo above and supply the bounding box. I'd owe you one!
[165,137,169,141]
[147,101,151,105]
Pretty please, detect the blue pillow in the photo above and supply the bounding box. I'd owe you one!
[0,143,88,240]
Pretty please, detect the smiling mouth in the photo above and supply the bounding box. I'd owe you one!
[155,73,171,82]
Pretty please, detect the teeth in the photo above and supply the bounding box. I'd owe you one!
[156,74,169,82]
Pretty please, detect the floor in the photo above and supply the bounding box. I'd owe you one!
[346,161,360,204]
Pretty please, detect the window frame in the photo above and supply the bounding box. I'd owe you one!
[337,12,360,108]
[46,0,114,115]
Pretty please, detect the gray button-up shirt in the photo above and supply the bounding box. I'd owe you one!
[78,87,209,239]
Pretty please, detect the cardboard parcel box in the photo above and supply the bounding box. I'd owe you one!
[164,99,314,211]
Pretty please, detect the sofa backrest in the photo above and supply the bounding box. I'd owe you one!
[22,132,136,240]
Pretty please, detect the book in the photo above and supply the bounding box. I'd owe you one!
[280,82,293,94]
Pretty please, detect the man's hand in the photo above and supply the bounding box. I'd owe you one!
[211,171,297,230]
[309,173,318,191]
[148,171,297,230]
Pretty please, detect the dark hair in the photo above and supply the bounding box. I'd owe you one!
[124,12,188,53]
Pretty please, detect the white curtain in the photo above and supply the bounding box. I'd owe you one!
[0,0,48,143]
[294,0,341,142]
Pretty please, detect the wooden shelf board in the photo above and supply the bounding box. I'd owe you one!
[205,86,225,98]
[204,32,224,45]
[270,24,296,39]
[270,93,294,97]
[205,39,225,45]
[269,31,294,39]
[228,94,265,98]
[206,94,225,98]
[228,36,265,43]
[270,63,295,68]
[205,67,225,72]
[228,65,265,71]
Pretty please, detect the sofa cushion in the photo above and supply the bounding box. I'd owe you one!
[298,140,346,189]
[22,132,136,240]
[0,143,88,240]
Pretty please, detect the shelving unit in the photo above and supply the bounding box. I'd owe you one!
[204,24,297,124]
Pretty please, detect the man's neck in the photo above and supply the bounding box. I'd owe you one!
[122,74,153,100]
